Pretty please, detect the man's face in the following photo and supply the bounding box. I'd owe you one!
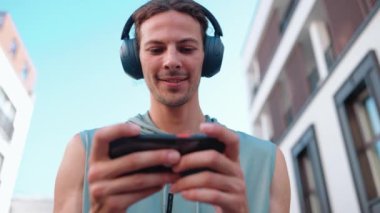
[139,10,205,107]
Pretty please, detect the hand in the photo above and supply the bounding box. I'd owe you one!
[88,123,180,213]
[170,123,248,213]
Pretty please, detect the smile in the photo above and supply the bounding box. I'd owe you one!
[158,76,189,89]
[159,76,188,83]
[164,79,185,83]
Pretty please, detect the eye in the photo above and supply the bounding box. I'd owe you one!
[179,46,196,54]
[147,47,165,55]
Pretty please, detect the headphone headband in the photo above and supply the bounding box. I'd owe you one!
[121,16,135,40]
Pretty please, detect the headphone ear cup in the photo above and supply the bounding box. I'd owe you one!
[202,36,224,77]
[120,39,144,80]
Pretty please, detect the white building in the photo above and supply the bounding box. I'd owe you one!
[9,197,53,213]
[243,0,380,212]
[0,12,36,213]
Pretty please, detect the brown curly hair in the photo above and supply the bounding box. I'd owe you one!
[132,0,208,48]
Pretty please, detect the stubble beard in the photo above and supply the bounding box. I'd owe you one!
[156,93,190,107]
[152,77,200,108]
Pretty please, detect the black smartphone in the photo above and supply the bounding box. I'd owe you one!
[109,134,225,176]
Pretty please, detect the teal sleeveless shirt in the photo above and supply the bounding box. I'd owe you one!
[80,113,276,212]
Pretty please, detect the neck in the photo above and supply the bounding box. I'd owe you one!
[149,95,204,134]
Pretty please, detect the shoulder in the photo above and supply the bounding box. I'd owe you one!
[60,133,86,166]
[56,133,87,176]
[57,128,99,179]
[54,133,86,212]
[270,147,291,212]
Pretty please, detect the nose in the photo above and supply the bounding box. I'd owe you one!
[163,47,181,70]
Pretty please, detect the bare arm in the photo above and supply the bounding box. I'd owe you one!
[54,134,85,213]
[270,148,291,213]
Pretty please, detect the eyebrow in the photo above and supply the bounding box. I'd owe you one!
[178,38,200,45]
[143,38,201,47]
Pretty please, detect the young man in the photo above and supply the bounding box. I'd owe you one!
[54,0,290,212]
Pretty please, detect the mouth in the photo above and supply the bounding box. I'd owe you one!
[158,76,189,88]
[160,77,188,83]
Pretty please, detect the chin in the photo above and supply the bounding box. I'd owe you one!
[157,96,190,108]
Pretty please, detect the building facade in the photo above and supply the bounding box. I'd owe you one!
[243,0,380,212]
[10,197,53,213]
[0,12,36,213]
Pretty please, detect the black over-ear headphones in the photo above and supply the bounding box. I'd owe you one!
[120,2,224,80]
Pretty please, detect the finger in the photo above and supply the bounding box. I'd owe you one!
[214,206,223,213]
[90,172,179,200]
[88,149,180,182]
[92,186,162,213]
[90,123,140,162]
[200,123,240,161]
[172,150,242,177]
[181,188,244,212]
[170,171,245,194]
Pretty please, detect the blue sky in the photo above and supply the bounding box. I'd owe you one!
[0,0,258,198]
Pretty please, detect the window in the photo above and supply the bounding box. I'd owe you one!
[292,126,331,213]
[268,74,292,142]
[285,108,293,126]
[248,58,261,105]
[9,39,18,57]
[0,88,15,141]
[358,0,379,15]
[21,63,29,80]
[0,153,3,182]
[335,51,380,212]
[0,153,3,173]
[254,105,274,140]
[281,75,293,127]
[308,67,320,93]
[324,43,335,71]
[316,21,335,71]
[279,0,300,34]
[0,13,4,29]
